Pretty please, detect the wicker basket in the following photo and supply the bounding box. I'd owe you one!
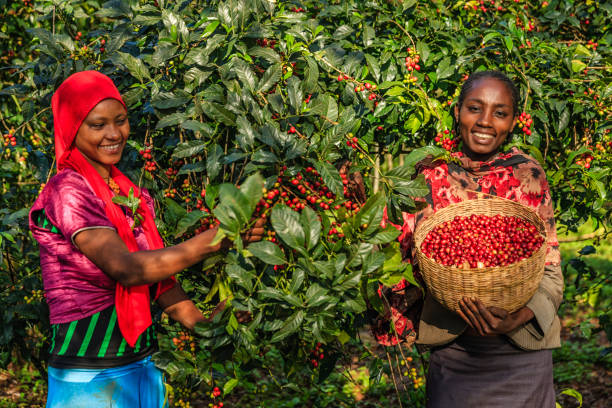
[414,198,547,314]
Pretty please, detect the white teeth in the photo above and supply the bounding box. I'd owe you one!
[100,143,121,151]
[472,132,495,140]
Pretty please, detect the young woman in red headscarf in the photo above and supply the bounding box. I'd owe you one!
[29,70,264,408]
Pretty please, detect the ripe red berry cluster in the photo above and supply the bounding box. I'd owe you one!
[256,38,276,48]
[404,47,421,72]
[575,153,593,169]
[99,38,106,54]
[309,342,324,368]
[434,130,457,152]
[290,6,305,12]
[517,112,532,136]
[139,143,156,172]
[209,386,224,408]
[74,31,83,41]
[516,17,536,32]
[346,132,359,149]
[3,133,16,147]
[420,214,544,268]
[586,39,598,51]
[288,126,297,134]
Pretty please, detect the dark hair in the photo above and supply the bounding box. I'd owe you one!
[453,70,520,137]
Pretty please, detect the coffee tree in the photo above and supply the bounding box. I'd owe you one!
[1,0,610,405]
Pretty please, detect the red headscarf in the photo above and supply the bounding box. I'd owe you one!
[52,71,174,347]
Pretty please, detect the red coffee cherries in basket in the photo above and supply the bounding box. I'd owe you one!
[420,214,545,269]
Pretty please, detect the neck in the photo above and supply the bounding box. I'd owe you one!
[461,146,501,163]
[76,148,112,180]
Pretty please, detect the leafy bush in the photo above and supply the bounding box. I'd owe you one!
[1,0,610,405]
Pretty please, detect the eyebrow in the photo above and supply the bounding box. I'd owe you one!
[465,97,511,108]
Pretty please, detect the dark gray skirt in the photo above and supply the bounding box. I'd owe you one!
[426,335,555,408]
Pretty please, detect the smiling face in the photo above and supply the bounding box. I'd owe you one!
[455,78,518,161]
[74,98,129,179]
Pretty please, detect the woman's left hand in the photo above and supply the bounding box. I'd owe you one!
[457,297,534,335]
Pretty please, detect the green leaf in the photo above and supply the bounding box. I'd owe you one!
[287,76,303,113]
[207,144,224,180]
[300,206,321,250]
[363,251,386,276]
[234,62,257,93]
[309,94,338,123]
[151,91,191,109]
[436,56,453,80]
[184,67,212,88]
[225,264,254,292]
[313,161,343,197]
[305,284,329,308]
[504,36,514,52]
[333,25,353,39]
[201,101,236,126]
[181,120,213,136]
[365,54,381,82]
[270,310,304,343]
[156,112,188,129]
[271,205,305,250]
[303,56,319,93]
[116,52,151,83]
[218,184,251,225]
[252,149,278,163]
[393,174,430,198]
[178,162,205,175]
[416,41,430,63]
[356,192,386,231]
[162,10,189,44]
[258,63,281,93]
[334,271,362,292]
[571,59,587,73]
[367,226,401,244]
[247,241,287,265]
[223,378,239,395]
[248,46,281,64]
[175,211,205,238]
[239,173,264,214]
[171,140,206,159]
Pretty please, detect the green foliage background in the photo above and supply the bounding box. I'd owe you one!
[0,0,610,406]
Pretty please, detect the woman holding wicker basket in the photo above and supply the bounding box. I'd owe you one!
[373,70,563,407]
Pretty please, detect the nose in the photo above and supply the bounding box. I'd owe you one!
[106,123,122,140]
[476,108,494,128]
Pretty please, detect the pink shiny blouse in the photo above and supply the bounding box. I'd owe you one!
[29,169,155,324]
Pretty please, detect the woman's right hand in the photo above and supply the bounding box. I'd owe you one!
[242,217,266,243]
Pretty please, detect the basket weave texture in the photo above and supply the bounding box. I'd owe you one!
[414,198,547,314]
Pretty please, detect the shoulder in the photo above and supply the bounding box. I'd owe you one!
[44,169,96,197]
[508,148,547,181]
[36,169,108,219]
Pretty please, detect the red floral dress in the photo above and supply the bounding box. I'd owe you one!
[373,148,561,346]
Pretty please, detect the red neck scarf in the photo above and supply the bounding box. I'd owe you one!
[52,71,174,347]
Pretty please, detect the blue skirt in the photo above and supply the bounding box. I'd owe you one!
[46,356,167,408]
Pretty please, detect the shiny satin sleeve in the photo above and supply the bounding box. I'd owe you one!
[43,170,116,244]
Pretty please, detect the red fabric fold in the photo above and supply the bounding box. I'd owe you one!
[52,70,174,347]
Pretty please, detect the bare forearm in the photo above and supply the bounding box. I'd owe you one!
[120,228,223,285]
[75,227,224,286]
